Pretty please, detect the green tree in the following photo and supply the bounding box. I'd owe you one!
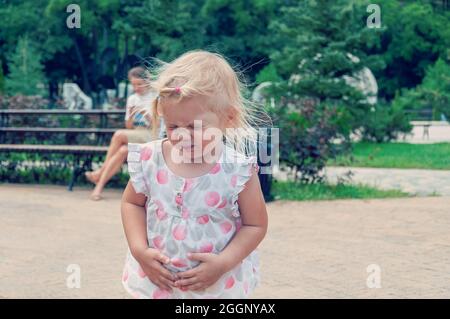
[200,0,278,78]
[395,58,450,120]
[266,0,385,181]
[0,60,5,93]
[5,37,46,96]
[374,0,450,99]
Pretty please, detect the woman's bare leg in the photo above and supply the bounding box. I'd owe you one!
[90,145,128,200]
[86,130,129,183]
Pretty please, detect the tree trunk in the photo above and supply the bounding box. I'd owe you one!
[73,37,91,94]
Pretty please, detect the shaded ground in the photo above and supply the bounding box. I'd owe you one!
[1,184,449,298]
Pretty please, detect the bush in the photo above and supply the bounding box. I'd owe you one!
[0,94,50,110]
[360,100,412,143]
[267,98,349,183]
[0,152,128,187]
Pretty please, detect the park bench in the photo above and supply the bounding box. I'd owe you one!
[0,109,125,191]
[406,109,434,140]
[405,109,449,140]
[1,109,275,200]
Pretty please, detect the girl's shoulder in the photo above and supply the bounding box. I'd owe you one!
[221,145,258,167]
[127,140,161,168]
[128,139,160,158]
[220,145,259,200]
[126,140,161,196]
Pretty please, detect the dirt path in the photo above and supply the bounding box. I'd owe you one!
[1,184,449,298]
[325,166,450,196]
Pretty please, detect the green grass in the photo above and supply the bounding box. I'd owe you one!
[330,142,450,170]
[272,181,410,201]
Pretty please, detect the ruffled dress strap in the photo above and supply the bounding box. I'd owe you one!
[127,143,151,197]
[230,153,260,217]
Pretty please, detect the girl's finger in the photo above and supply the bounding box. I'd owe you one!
[155,264,177,281]
[154,253,171,264]
[185,283,205,291]
[160,269,177,283]
[177,268,197,279]
[160,276,176,289]
[155,280,173,293]
[175,276,198,287]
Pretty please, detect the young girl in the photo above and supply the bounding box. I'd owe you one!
[121,50,268,299]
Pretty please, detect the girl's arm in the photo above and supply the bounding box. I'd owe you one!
[121,181,148,257]
[174,170,268,290]
[121,181,177,291]
[217,170,268,272]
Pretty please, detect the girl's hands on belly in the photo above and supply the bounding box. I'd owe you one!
[135,247,179,292]
[174,252,227,291]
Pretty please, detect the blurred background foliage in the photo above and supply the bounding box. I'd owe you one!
[0,0,450,184]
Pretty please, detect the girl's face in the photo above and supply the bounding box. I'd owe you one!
[161,95,229,161]
[130,77,148,95]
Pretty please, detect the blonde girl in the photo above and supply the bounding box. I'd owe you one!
[121,50,268,299]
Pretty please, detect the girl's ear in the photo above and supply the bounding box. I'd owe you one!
[225,106,238,128]
[156,99,164,117]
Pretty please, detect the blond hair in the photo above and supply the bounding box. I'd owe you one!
[128,66,150,80]
[148,50,269,156]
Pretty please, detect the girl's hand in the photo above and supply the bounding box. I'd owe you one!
[135,248,178,292]
[174,253,227,291]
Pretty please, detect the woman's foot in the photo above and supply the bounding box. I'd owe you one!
[90,191,103,201]
[85,171,101,184]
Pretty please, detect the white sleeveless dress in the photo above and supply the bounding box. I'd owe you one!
[122,138,260,299]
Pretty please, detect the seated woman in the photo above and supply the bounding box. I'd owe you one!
[85,66,163,200]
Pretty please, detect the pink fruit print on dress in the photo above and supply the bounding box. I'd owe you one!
[156,208,167,220]
[172,224,187,240]
[205,191,220,207]
[243,282,249,294]
[154,199,164,209]
[210,163,221,174]
[217,197,227,209]
[199,242,214,253]
[225,276,235,289]
[197,214,210,224]
[131,291,140,299]
[231,175,238,188]
[122,268,129,282]
[154,199,167,220]
[152,235,165,250]
[181,207,189,219]
[140,146,153,161]
[156,169,169,184]
[137,266,146,278]
[171,258,188,268]
[220,221,233,234]
[153,288,171,299]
